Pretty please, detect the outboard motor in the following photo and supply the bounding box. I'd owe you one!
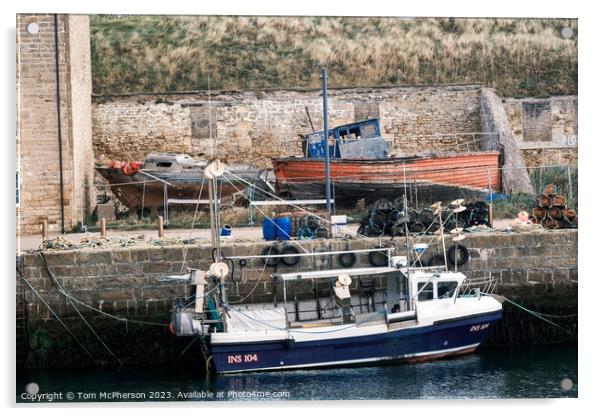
[170,308,199,336]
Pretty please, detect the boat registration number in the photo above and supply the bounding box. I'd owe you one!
[227,353,259,364]
[469,323,490,332]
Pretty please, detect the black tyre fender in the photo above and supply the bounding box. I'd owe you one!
[447,243,470,266]
[369,248,389,267]
[280,245,301,267]
[260,245,280,267]
[338,251,357,268]
[428,253,447,267]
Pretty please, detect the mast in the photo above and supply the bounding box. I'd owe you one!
[321,67,332,215]
[402,163,412,312]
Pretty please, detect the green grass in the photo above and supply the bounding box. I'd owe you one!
[90,16,577,97]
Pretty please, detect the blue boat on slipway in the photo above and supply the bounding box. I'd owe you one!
[165,160,503,374]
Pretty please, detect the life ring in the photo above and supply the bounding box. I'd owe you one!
[368,248,389,267]
[446,243,470,267]
[338,251,357,268]
[260,245,280,267]
[280,245,301,267]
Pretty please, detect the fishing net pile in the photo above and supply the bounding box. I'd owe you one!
[38,235,208,251]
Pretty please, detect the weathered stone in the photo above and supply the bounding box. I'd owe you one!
[17,14,95,235]
[142,262,171,274]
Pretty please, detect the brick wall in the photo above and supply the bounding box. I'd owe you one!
[17,14,95,235]
[92,84,483,168]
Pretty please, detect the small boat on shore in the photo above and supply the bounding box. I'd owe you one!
[273,119,502,206]
[96,153,260,215]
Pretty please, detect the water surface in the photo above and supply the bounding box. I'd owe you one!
[17,344,577,402]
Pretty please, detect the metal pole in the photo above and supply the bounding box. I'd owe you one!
[487,168,494,227]
[140,181,146,219]
[54,14,65,234]
[163,182,168,226]
[321,67,332,215]
[567,165,573,205]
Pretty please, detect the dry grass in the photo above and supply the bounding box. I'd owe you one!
[91,16,577,97]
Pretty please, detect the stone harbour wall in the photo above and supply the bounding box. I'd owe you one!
[92,84,483,168]
[17,14,95,235]
[17,229,577,368]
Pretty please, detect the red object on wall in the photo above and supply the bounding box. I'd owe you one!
[108,160,141,175]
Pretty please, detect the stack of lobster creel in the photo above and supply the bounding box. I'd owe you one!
[530,184,578,229]
[295,214,330,240]
[357,198,490,237]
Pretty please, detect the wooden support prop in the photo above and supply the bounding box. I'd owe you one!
[100,218,107,238]
[41,220,48,241]
[158,215,164,238]
[488,203,493,228]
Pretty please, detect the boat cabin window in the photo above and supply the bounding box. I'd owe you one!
[156,161,173,168]
[437,281,458,299]
[417,282,434,301]
[360,123,378,139]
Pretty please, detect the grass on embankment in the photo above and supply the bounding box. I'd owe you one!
[90,16,577,97]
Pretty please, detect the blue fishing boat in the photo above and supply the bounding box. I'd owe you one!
[166,161,503,374]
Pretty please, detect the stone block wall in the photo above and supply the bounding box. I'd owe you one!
[504,96,578,149]
[503,96,578,168]
[92,84,483,168]
[17,229,577,367]
[480,88,534,194]
[17,14,95,235]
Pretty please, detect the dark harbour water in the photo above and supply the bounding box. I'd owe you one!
[17,345,577,402]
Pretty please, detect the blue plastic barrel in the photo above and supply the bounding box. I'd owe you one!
[220,224,232,237]
[262,218,277,241]
[275,217,293,240]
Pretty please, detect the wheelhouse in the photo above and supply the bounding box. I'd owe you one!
[303,118,390,160]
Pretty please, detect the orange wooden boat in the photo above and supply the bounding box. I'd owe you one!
[274,152,501,206]
[272,119,501,206]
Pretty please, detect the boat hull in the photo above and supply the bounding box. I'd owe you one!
[210,310,501,374]
[273,152,501,206]
[96,167,256,213]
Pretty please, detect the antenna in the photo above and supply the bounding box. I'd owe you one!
[402,163,412,312]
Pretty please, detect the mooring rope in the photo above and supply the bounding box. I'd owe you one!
[35,253,170,328]
[494,295,577,336]
[16,267,95,360]
[39,252,124,365]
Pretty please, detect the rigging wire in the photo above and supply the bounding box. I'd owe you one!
[39,252,124,365]
[16,267,95,359]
